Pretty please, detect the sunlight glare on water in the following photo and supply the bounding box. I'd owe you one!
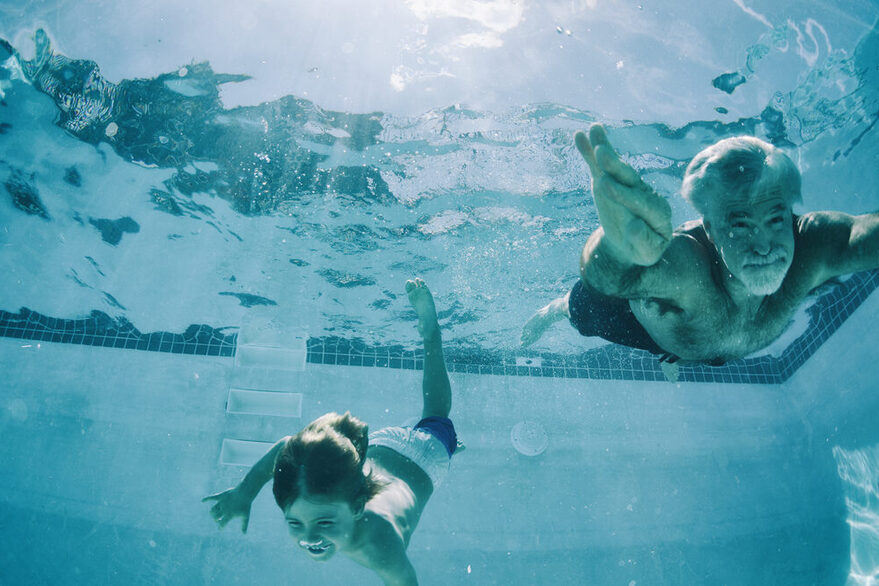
[834,444,879,586]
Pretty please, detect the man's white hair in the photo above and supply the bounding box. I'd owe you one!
[681,136,802,217]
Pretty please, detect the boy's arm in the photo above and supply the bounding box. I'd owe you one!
[376,559,418,586]
[358,517,419,586]
[371,540,418,586]
[799,211,879,284]
[202,437,289,533]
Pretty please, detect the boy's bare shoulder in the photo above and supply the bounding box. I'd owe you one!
[359,508,406,546]
[355,512,417,584]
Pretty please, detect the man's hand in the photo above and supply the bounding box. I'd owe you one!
[202,487,253,533]
[575,124,672,266]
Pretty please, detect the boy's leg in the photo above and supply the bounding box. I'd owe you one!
[406,278,451,419]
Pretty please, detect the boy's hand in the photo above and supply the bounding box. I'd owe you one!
[575,124,672,266]
[202,487,252,533]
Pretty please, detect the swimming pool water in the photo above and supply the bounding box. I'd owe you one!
[1,1,878,584]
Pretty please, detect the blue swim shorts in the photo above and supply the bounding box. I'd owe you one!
[414,416,458,456]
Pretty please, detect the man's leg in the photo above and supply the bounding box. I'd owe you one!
[520,292,571,347]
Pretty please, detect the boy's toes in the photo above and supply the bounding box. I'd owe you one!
[406,278,427,296]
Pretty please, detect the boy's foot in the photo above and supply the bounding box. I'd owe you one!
[406,278,440,340]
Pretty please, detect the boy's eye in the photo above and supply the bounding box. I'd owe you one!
[318,521,335,528]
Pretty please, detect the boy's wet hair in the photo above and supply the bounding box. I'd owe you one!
[681,136,802,217]
[272,412,386,512]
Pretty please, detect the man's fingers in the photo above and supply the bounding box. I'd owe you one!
[574,130,599,176]
[599,178,673,240]
[241,516,249,534]
[580,123,671,239]
[583,123,644,188]
[589,123,648,189]
[595,143,642,187]
[588,123,611,150]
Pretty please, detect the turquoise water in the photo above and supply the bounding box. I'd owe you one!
[1,1,878,584]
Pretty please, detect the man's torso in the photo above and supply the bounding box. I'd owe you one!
[630,216,827,362]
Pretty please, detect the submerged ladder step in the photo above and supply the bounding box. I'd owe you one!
[219,438,274,467]
[226,388,302,417]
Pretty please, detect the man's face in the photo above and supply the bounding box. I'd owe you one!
[705,190,795,296]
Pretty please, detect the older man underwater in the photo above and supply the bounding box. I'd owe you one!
[522,124,879,364]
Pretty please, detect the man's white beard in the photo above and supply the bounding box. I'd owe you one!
[735,251,791,295]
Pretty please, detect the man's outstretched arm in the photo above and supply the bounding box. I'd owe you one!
[800,211,879,284]
[575,125,674,296]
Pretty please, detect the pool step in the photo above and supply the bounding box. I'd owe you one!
[221,310,307,466]
[235,310,307,371]
[219,438,274,467]
[226,387,303,417]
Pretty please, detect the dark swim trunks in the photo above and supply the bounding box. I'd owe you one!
[568,279,666,355]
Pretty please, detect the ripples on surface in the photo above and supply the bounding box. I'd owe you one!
[0,11,877,355]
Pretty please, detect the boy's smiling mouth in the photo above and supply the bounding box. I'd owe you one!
[301,540,332,555]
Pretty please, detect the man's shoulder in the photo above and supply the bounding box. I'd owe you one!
[675,218,706,236]
[793,211,858,257]
[632,220,717,295]
[667,220,714,261]
[795,210,854,234]
[772,210,865,297]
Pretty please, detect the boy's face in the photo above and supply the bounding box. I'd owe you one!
[284,494,360,562]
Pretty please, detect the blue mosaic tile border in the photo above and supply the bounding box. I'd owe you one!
[304,269,879,385]
[0,307,237,356]
[775,270,879,379]
[0,269,876,383]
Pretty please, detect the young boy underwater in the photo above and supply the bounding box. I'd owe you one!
[203,278,458,586]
